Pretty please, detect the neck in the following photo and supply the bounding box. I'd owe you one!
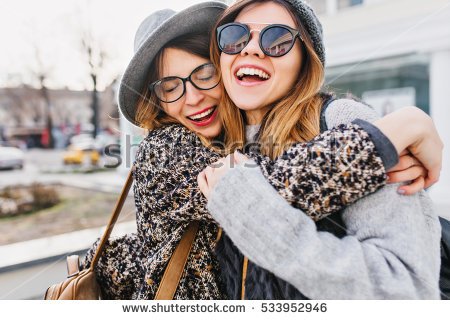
[245,107,270,125]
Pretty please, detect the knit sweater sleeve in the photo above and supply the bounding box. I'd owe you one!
[81,233,143,299]
[133,124,220,223]
[251,119,396,221]
[207,99,442,299]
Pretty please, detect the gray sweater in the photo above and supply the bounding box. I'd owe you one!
[208,99,442,299]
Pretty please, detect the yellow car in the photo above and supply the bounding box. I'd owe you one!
[63,149,100,165]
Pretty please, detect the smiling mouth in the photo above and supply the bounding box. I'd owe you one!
[187,106,217,122]
[236,67,271,82]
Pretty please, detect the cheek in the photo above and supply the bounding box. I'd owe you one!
[279,46,302,89]
[162,102,183,121]
[209,86,222,101]
[220,54,234,88]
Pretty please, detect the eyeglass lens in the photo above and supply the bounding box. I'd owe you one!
[154,64,219,103]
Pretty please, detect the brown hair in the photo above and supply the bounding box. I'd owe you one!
[210,0,326,158]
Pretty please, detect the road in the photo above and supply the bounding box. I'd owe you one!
[0,149,128,192]
[0,220,136,300]
[0,149,62,187]
[0,253,83,300]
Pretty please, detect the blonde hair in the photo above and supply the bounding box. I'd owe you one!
[211,0,326,158]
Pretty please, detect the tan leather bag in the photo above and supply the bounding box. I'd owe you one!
[44,168,199,300]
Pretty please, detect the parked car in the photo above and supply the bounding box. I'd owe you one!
[63,148,100,166]
[0,146,25,170]
[69,132,118,154]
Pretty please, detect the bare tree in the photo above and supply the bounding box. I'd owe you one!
[31,43,55,148]
[2,87,25,126]
[81,28,107,139]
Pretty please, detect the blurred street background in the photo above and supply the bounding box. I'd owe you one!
[1,0,449,299]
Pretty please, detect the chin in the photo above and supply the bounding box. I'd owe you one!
[230,92,266,111]
[193,124,222,139]
[233,100,265,111]
[198,129,220,139]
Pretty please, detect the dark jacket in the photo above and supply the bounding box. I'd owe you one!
[216,95,344,300]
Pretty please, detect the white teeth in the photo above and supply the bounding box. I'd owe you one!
[236,67,270,80]
[188,107,215,120]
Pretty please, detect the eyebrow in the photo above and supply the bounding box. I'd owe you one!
[240,21,273,25]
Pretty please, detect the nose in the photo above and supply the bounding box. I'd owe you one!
[184,81,205,106]
[240,30,265,58]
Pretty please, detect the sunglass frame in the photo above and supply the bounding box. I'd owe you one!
[217,22,303,57]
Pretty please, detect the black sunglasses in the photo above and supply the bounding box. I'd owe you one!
[217,22,303,57]
[149,63,220,103]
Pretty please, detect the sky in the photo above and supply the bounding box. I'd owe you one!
[0,0,221,91]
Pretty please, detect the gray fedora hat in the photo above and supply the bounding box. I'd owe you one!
[118,1,227,126]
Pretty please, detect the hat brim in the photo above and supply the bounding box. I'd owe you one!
[118,2,227,126]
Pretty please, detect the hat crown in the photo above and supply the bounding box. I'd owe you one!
[284,0,325,65]
[134,9,176,52]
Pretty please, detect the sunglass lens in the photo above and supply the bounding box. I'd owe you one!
[154,78,183,103]
[219,24,248,54]
[261,26,294,56]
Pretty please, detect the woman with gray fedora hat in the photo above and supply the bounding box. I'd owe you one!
[82,2,229,299]
[82,0,442,300]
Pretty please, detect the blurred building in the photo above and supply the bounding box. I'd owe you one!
[308,0,450,209]
[0,82,119,147]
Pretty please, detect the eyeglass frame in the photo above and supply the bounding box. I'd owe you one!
[148,62,220,103]
[216,22,304,57]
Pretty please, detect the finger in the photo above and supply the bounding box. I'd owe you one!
[197,171,209,198]
[400,154,421,167]
[211,157,228,169]
[234,150,249,164]
[398,176,425,195]
[204,166,214,180]
[424,164,441,189]
[387,166,427,184]
[388,155,421,172]
[399,149,409,156]
[212,157,225,169]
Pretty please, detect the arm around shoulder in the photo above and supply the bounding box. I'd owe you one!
[208,164,441,299]
[133,125,221,223]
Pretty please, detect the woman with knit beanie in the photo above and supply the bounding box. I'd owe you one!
[198,0,443,299]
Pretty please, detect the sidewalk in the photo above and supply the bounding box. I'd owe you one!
[37,169,130,194]
[0,167,133,272]
[0,220,136,272]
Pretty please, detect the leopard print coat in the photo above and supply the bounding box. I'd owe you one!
[82,121,387,299]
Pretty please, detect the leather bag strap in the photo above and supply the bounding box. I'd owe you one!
[155,221,200,300]
[90,167,135,269]
[88,166,200,300]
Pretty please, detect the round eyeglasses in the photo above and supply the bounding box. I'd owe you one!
[149,63,220,103]
[217,23,303,57]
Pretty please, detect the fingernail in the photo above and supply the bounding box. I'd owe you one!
[397,189,406,195]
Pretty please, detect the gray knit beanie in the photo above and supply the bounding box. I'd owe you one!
[283,0,325,65]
